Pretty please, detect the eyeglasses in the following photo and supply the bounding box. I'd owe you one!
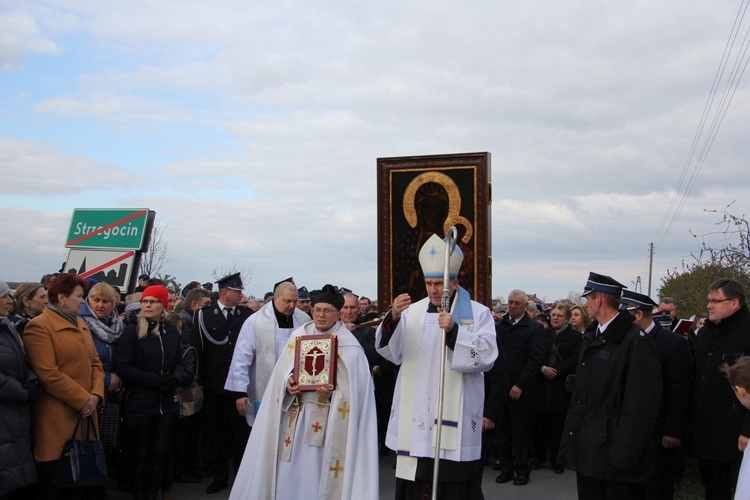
[140,299,162,306]
[707,298,733,305]
[550,314,567,318]
[312,307,337,315]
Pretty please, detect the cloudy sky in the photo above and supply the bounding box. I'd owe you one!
[1,1,748,304]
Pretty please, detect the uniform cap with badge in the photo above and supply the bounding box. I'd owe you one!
[216,273,244,291]
[621,290,658,311]
[297,286,310,302]
[581,272,626,297]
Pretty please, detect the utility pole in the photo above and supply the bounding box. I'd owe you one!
[647,242,654,296]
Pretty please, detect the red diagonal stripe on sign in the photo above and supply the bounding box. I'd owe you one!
[78,251,135,279]
[66,209,148,246]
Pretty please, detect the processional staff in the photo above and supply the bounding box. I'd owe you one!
[432,226,458,500]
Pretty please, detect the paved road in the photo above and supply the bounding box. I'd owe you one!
[104,453,578,499]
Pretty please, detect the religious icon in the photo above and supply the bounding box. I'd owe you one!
[377,153,492,308]
[293,334,338,391]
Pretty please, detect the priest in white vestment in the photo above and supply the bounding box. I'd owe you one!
[224,279,310,426]
[229,285,379,500]
[376,233,498,499]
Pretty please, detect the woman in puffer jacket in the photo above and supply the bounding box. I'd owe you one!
[117,285,187,500]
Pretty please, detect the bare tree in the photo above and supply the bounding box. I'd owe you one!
[659,202,750,318]
[140,222,171,277]
[688,201,750,274]
[211,260,253,288]
[566,290,583,305]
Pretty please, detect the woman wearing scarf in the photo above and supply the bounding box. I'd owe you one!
[117,285,186,500]
[10,282,49,336]
[79,282,124,402]
[79,281,125,493]
[24,273,105,499]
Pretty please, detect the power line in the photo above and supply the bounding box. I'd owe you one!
[651,0,750,249]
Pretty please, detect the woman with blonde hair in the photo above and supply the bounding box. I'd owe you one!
[78,281,125,491]
[117,285,186,500]
[79,282,124,398]
[11,282,49,335]
[569,305,591,333]
[23,273,105,499]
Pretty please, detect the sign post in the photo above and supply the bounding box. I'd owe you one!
[66,209,154,251]
[64,208,155,292]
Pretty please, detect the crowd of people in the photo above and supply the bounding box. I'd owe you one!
[2,256,750,500]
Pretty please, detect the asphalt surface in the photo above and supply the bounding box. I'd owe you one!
[104,453,578,499]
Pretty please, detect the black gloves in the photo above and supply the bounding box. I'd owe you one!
[157,375,178,393]
[24,379,40,402]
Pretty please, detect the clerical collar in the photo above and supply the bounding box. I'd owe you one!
[273,302,294,328]
[426,290,456,313]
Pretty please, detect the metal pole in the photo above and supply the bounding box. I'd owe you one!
[648,242,654,296]
[431,227,457,500]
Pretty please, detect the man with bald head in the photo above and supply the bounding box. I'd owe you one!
[225,278,310,430]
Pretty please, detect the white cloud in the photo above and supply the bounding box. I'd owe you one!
[1,0,749,304]
[0,9,57,72]
[0,137,137,195]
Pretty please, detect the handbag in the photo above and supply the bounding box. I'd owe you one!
[52,415,108,487]
[176,382,204,417]
[97,400,121,449]
[176,345,204,418]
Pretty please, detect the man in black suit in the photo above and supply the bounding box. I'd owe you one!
[622,290,692,500]
[191,273,253,494]
[692,279,750,500]
[531,302,582,474]
[494,289,545,486]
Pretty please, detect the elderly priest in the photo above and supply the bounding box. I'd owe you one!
[229,285,378,500]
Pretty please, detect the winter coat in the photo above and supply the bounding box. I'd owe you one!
[190,303,252,395]
[117,321,186,427]
[494,313,545,397]
[484,332,510,424]
[692,304,750,463]
[78,300,124,404]
[647,323,692,440]
[0,319,37,495]
[531,325,582,415]
[23,308,106,462]
[9,312,33,337]
[558,311,662,483]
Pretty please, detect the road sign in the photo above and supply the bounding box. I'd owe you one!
[66,208,153,250]
[64,249,138,290]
